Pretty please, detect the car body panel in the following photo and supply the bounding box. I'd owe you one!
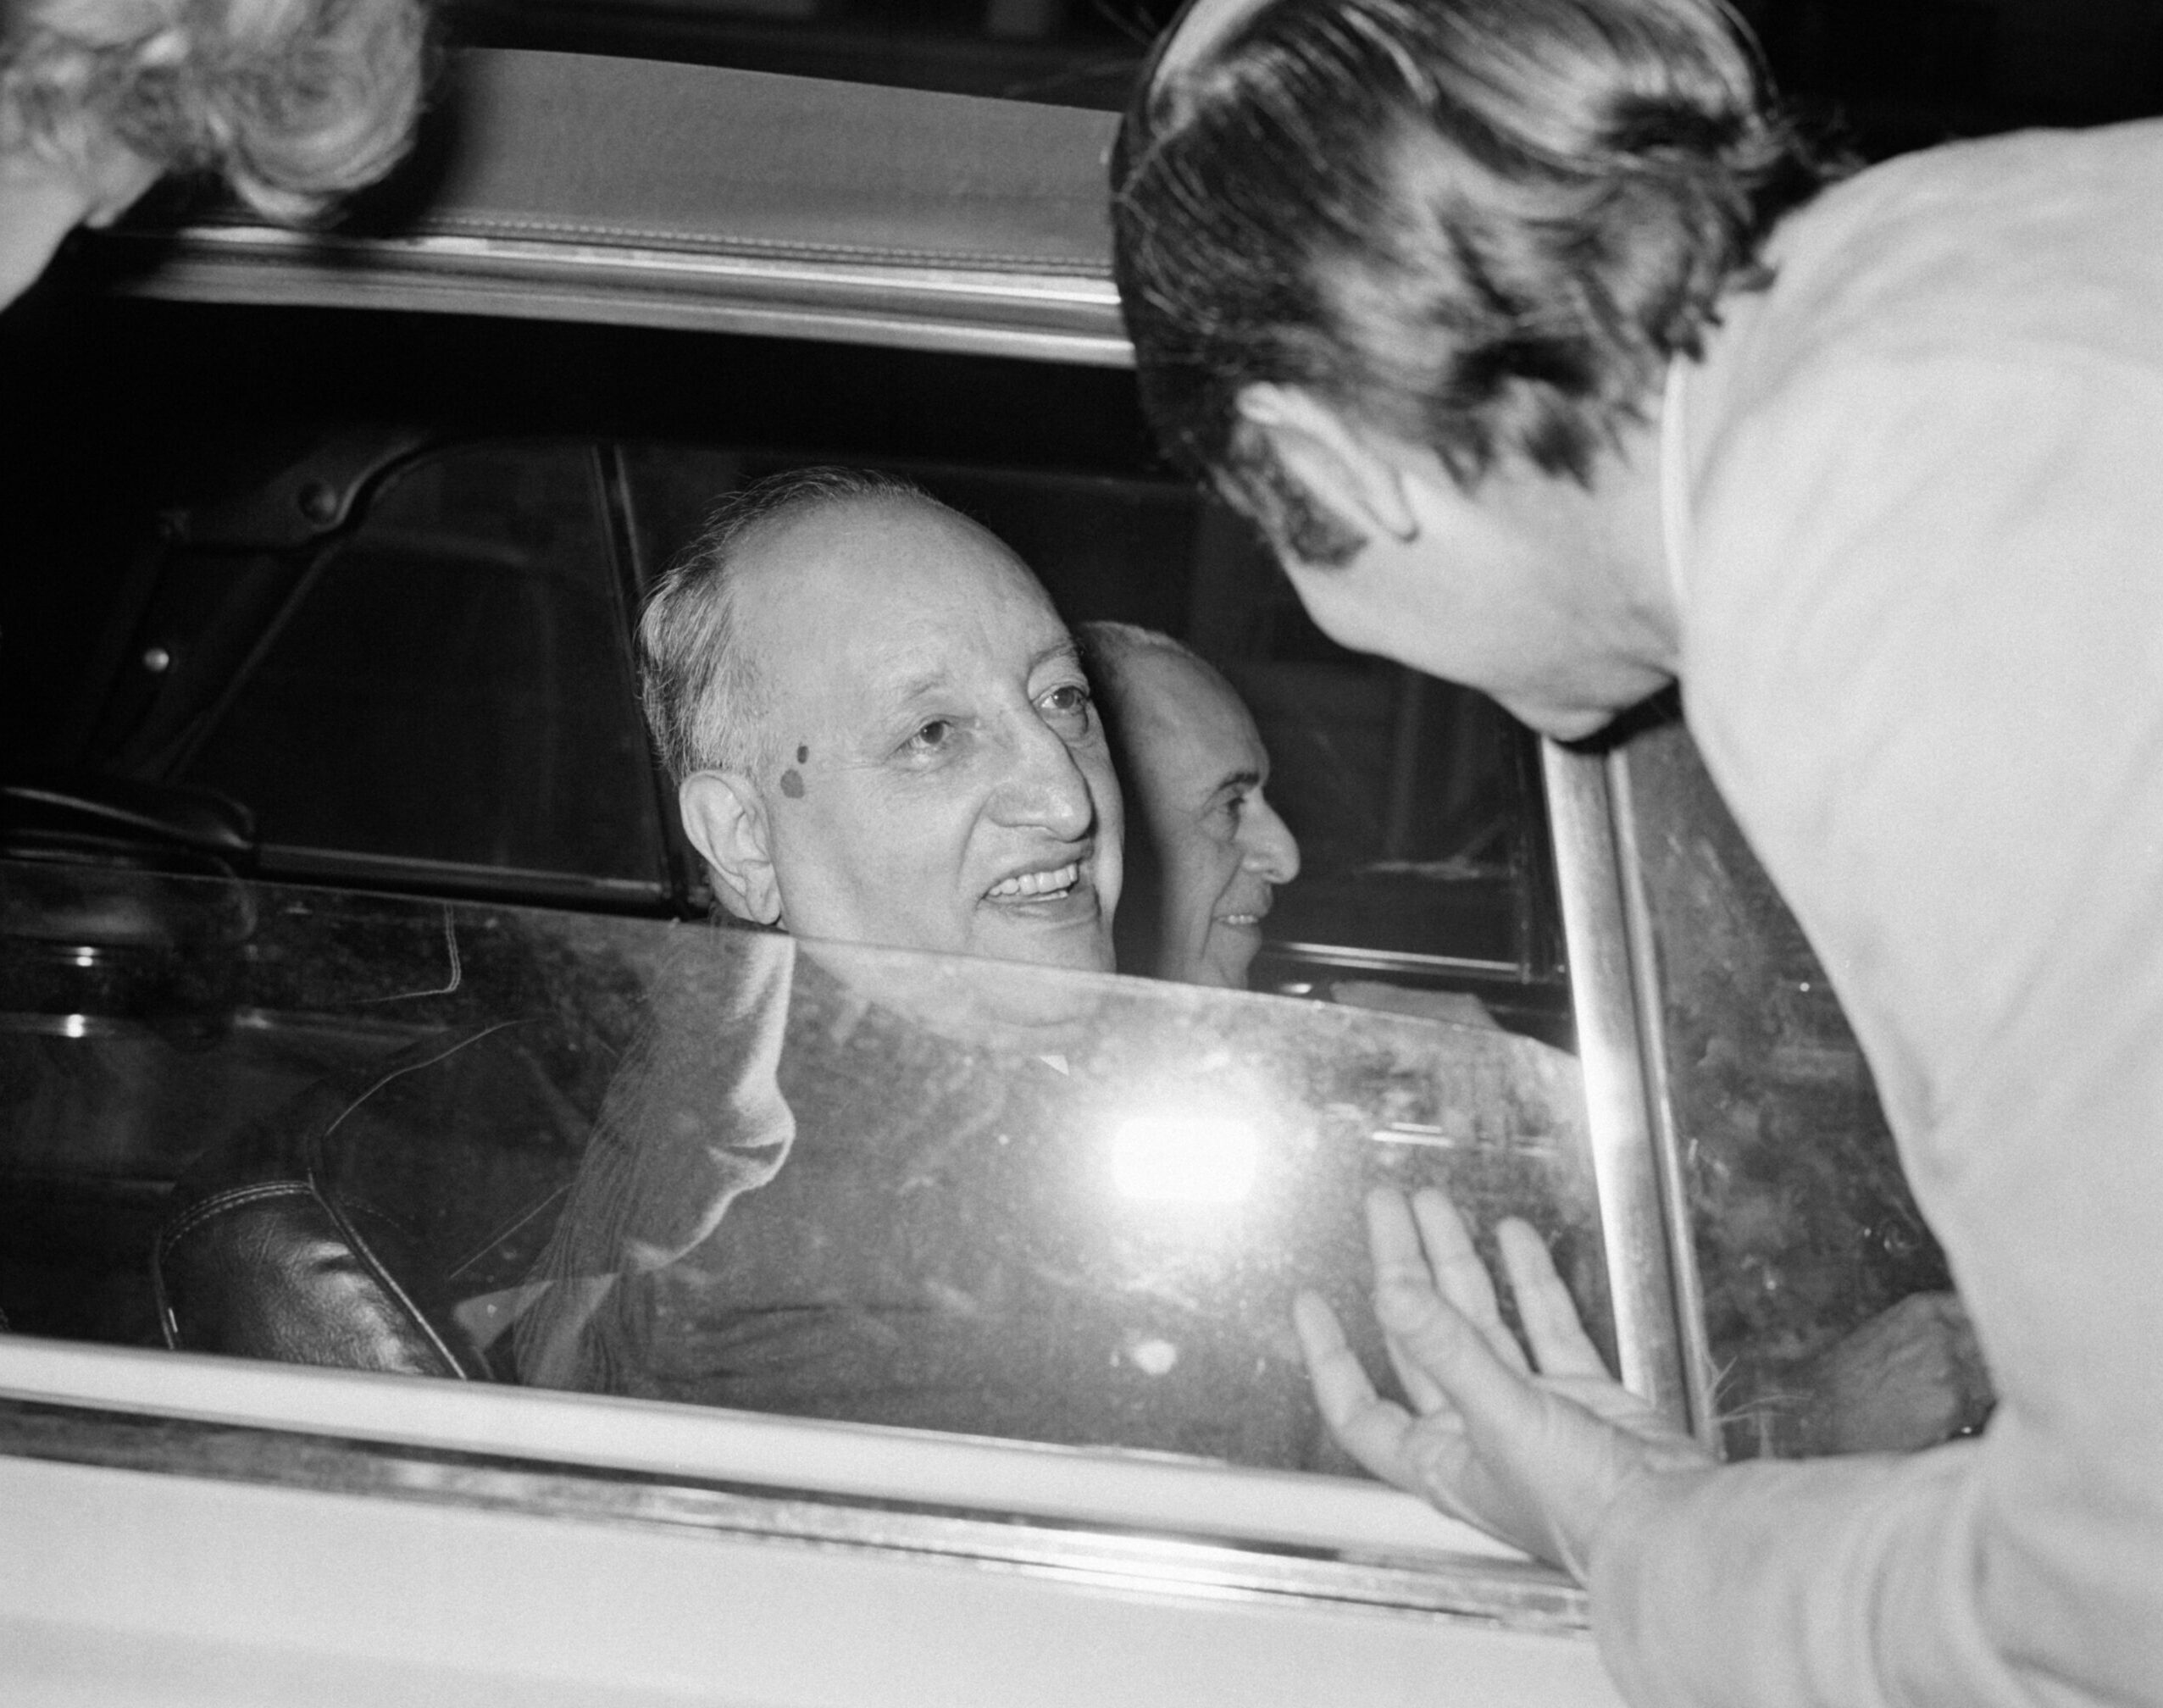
[2,1462,1619,1708]
[2,1345,1620,1706]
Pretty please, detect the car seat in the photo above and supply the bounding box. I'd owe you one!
[152,1017,596,1382]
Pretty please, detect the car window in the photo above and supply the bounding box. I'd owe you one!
[173,441,668,898]
[1611,718,1960,1459]
[6,305,1561,1020]
[0,857,1606,1478]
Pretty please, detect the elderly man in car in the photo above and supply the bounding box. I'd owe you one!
[646,464,1123,971]
[519,469,1319,1465]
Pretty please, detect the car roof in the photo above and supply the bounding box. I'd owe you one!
[104,49,1129,365]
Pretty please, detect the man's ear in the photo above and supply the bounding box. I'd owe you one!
[1235,384,1419,544]
[679,771,782,926]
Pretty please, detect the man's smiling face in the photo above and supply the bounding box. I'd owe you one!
[1118,647,1299,989]
[735,496,1123,972]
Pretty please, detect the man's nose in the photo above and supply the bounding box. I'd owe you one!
[1240,796,1301,884]
[991,717,1096,840]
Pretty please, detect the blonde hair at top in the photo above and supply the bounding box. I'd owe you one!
[1,0,427,221]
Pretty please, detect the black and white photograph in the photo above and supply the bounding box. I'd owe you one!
[3,2,2158,1702]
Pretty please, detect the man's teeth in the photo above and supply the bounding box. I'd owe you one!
[990,862,1080,899]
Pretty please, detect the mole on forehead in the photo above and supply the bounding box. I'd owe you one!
[1151,0,1275,89]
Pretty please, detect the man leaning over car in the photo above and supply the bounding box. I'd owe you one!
[1113,0,2163,1701]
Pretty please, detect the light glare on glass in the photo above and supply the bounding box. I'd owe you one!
[1111,1116,1258,1204]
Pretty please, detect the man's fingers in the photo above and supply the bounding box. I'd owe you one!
[1295,1289,1394,1428]
[1367,1256,1550,1454]
[1384,1306,1453,1409]
[1367,1188,1464,1301]
[1291,1289,1361,1395]
[1402,1187,1528,1373]
[1384,1328,1451,1416]
[1293,1290,1424,1488]
[1495,1218,1609,1379]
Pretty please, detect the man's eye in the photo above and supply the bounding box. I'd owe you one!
[1215,785,1264,831]
[904,718,956,756]
[1039,682,1092,729]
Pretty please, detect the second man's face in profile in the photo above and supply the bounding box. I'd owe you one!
[1118,648,1299,990]
[731,497,1124,973]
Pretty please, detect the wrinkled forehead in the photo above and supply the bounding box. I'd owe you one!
[738,496,1070,715]
[1144,0,1278,92]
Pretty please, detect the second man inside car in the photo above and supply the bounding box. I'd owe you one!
[1079,619,1299,990]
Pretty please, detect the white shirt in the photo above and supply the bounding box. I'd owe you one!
[1594,119,2163,1706]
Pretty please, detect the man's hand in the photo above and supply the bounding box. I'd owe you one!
[1795,1291,1993,1455]
[1295,1186,1714,1579]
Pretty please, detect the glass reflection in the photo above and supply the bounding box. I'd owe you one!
[1109,1117,1259,1205]
[1,857,1607,1477]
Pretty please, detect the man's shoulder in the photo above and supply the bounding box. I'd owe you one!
[1684,116,2163,610]
[1735,120,2163,395]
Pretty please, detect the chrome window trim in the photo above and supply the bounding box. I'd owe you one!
[1539,743,1692,1431]
[1262,941,1526,981]
[0,1395,1587,1633]
[0,1339,1519,1560]
[0,1339,1583,1631]
[102,226,1133,368]
[253,841,674,911]
[1605,747,1722,1447]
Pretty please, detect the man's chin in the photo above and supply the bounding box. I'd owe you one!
[974,902,1115,974]
[1506,698,1614,743]
[1176,923,1260,990]
[1506,674,1678,745]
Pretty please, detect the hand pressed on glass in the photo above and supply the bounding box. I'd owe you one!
[1794,1289,1994,1455]
[1294,1187,1715,1580]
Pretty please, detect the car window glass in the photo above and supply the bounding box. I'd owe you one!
[177,442,666,894]
[1613,719,1964,1459]
[0,857,1606,1475]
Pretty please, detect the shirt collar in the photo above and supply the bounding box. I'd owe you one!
[1659,356,1694,618]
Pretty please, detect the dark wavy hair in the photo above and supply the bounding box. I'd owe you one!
[1,0,427,221]
[1112,0,1844,561]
